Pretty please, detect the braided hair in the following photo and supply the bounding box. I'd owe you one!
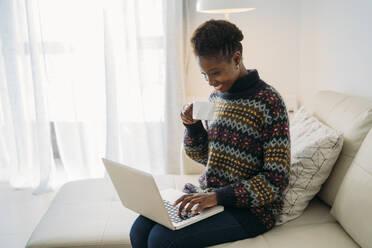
[191,19,244,61]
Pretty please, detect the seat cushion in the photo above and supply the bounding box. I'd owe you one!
[262,222,359,248]
[26,175,357,248]
[212,223,359,248]
[26,176,199,248]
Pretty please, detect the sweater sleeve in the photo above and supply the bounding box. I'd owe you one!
[212,99,291,208]
[183,120,209,166]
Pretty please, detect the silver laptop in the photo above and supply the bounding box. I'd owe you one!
[102,158,224,230]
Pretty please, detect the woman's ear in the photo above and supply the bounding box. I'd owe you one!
[232,51,241,67]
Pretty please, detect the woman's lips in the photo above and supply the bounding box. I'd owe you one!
[214,84,223,90]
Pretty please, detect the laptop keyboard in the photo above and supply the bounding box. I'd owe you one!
[162,199,200,223]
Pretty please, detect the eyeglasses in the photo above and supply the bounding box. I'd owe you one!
[201,72,209,82]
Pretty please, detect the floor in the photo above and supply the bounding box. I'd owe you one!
[0,164,67,248]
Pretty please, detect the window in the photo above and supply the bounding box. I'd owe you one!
[34,0,166,123]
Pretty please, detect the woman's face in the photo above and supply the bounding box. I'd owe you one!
[197,54,240,93]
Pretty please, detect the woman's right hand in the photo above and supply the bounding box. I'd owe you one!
[181,103,199,125]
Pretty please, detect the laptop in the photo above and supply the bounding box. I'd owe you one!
[102,158,224,230]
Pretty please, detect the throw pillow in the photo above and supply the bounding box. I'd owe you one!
[276,106,344,225]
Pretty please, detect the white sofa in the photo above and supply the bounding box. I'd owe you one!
[26,91,372,248]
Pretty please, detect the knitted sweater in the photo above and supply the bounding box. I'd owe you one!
[183,69,291,232]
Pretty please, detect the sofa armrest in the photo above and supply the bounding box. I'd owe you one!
[180,143,205,175]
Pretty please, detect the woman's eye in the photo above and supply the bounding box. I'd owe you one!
[212,72,220,76]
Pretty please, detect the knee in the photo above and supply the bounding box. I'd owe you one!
[147,230,168,248]
[129,222,144,248]
[129,225,140,248]
[147,225,180,248]
[130,215,154,248]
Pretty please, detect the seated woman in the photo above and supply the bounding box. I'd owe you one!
[130,19,291,248]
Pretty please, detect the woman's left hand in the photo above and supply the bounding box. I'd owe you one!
[173,192,218,216]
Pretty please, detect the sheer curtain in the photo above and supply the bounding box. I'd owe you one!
[0,0,185,194]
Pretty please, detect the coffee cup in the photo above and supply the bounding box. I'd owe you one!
[192,101,215,120]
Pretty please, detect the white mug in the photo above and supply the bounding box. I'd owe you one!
[192,101,215,120]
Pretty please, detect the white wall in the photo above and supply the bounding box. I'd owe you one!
[184,0,301,110]
[184,0,372,109]
[299,0,372,107]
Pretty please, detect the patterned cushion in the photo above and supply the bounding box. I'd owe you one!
[276,106,344,225]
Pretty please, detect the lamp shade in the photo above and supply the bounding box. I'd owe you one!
[196,0,255,14]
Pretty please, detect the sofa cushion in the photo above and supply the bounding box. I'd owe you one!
[261,222,359,248]
[51,178,119,204]
[306,91,372,206]
[26,175,348,248]
[213,218,357,248]
[276,106,344,225]
[330,128,372,248]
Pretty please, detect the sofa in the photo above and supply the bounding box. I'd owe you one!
[26,90,372,248]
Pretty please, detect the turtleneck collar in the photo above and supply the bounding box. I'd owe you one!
[216,69,266,99]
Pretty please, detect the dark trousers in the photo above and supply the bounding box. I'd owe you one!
[129,210,267,248]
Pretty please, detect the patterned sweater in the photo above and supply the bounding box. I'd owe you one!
[183,69,291,232]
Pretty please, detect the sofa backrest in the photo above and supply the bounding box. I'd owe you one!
[306,91,372,206]
[330,126,372,248]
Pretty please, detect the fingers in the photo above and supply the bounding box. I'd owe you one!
[173,193,217,216]
[184,103,193,118]
[181,103,197,124]
[192,203,205,214]
[181,103,191,117]
[182,119,198,125]
[181,114,198,125]
[177,195,195,215]
[173,194,191,207]
[175,195,205,216]
[181,114,194,125]
[184,198,202,215]
[182,103,193,115]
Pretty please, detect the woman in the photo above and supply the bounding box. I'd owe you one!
[130,19,291,248]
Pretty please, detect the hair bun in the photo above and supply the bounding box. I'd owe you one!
[216,20,244,43]
[191,19,244,59]
[231,31,244,42]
